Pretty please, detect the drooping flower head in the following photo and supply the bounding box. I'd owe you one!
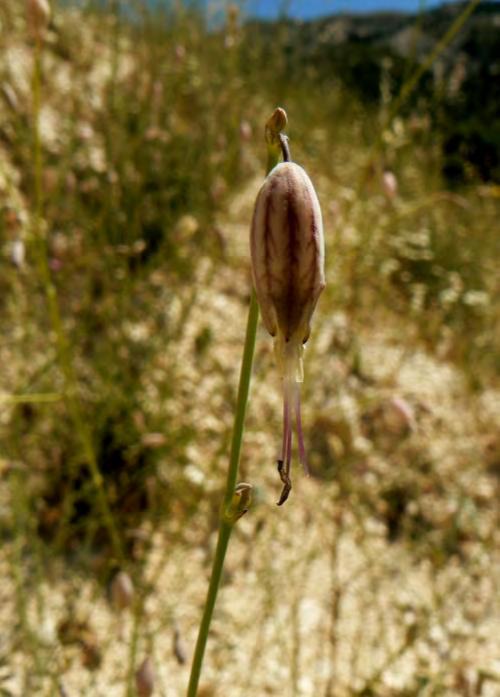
[250,136,325,504]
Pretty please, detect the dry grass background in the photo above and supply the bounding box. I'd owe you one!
[0,1,499,695]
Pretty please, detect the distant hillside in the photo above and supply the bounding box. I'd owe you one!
[248,2,500,63]
[244,1,500,181]
[311,1,500,73]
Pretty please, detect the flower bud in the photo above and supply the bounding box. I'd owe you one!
[250,161,325,379]
[250,160,325,504]
[265,107,287,147]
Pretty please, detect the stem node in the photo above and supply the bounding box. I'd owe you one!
[222,482,253,524]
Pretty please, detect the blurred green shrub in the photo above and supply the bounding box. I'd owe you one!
[1,0,498,560]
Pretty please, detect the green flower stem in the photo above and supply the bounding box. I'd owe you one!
[186,110,285,696]
[186,291,259,697]
[223,291,260,508]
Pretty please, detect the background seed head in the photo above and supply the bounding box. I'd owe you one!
[110,570,134,611]
[135,657,155,697]
[27,0,51,39]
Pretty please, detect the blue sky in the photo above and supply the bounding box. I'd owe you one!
[246,0,453,20]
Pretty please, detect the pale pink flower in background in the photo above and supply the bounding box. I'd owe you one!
[382,169,398,200]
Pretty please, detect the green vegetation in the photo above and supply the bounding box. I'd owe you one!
[0,1,498,694]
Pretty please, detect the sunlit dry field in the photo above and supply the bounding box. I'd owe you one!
[0,2,499,695]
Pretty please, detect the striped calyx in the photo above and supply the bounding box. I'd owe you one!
[250,161,325,379]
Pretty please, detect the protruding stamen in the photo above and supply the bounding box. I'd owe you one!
[280,377,290,463]
[294,382,309,476]
[277,377,293,505]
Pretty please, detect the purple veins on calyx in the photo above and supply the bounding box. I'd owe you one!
[250,161,325,505]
